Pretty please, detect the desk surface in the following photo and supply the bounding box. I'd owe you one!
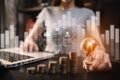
[0,55,120,80]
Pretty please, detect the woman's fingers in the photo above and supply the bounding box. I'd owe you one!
[23,42,29,52]
[89,59,101,71]
[89,53,112,71]
[104,54,112,69]
[83,60,87,70]
[20,42,24,50]
[34,44,39,51]
[29,44,34,52]
[83,59,93,70]
[20,41,39,52]
[96,54,112,71]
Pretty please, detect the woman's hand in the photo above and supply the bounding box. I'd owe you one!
[20,38,39,52]
[83,50,112,72]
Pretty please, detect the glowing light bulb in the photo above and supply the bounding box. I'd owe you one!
[80,37,99,57]
[80,37,99,71]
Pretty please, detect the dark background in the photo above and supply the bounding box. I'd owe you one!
[0,0,120,38]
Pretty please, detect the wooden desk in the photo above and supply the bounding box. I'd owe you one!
[0,55,120,80]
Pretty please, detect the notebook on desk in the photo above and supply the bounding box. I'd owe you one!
[0,48,54,68]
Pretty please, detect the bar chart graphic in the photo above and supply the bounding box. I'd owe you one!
[0,11,120,61]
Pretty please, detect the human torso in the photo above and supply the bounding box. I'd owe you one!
[40,6,94,55]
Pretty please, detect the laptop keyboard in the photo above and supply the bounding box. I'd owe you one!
[0,51,33,62]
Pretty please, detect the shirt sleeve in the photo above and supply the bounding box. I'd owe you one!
[86,9,95,20]
[36,7,47,28]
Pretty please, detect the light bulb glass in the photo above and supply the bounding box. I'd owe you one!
[80,37,99,58]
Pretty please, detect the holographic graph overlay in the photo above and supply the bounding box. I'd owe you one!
[105,30,110,53]
[0,11,119,61]
[5,30,10,48]
[115,28,119,60]
[15,36,19,47]
[110,25,115,59]
[10,25,15,48]
[0,33,5,48]
[100,34,105,45]
[96,11,100,32]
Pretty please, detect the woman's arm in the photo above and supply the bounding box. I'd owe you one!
[20,7,47,52]
[84,21,112,71]
[26,20,44,41]
[20,20,44,52]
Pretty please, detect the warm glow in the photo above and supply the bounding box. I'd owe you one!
[80,37,98,56]
[87,42,92,48]
[86,42,93,52]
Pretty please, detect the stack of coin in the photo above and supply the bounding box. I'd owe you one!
[48,61,57,74]
[59,56,68,74]
[27,67,36,74]
[37,64,46,74]
[69,52,78,74]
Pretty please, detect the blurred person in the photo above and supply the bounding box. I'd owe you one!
[20,0,112,71]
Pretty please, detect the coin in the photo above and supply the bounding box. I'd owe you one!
[59,56,68,74]
[69,51,78,74]
[48,61,57,74]
[27,67,36,74]
[37,64,46,74]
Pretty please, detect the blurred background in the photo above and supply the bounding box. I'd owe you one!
[0,0,120,40]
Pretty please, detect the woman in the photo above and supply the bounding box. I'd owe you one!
[20,0,112,71]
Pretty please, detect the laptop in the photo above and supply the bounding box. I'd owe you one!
[0,48,54,68]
